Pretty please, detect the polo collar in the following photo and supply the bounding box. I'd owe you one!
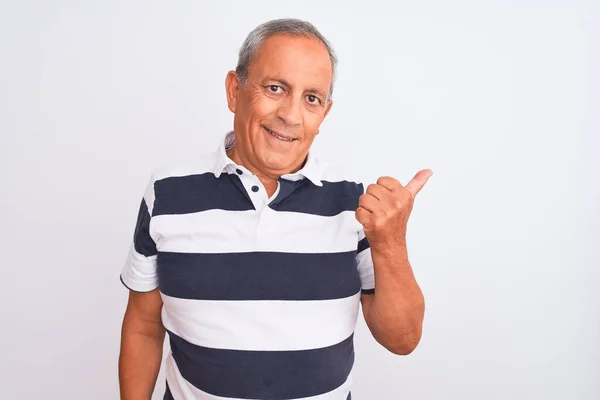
[212,131,323,187]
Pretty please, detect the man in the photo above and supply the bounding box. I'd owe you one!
[119,18,432,400]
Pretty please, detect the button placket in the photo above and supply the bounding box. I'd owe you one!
[240,175,267,210]
[255,182,280,243]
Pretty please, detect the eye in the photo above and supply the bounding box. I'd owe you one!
[267,85,282,93]
[306,94,321,105]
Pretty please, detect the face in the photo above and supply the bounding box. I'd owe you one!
[225,34,333,179]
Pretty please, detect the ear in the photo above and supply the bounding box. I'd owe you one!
[323,99,334,120]
[315,99,333,136]
[225,71,240,113]
[315,100,333,137]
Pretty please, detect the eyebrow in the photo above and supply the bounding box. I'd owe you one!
[264,77,327,100]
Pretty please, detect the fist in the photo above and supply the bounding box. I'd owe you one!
[355,169,432,250]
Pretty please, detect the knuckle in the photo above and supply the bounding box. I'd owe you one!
[374,220,385,230]
[366,184,378,193]
[376,176,389,185]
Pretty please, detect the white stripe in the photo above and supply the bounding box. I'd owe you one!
[318,163,362,185]
[356,247,374,290]
[152,156,217,182]
[161,292,361,351]
[120,245,158,292]
[142,178,156,216]
[165,353,353,400]
[151,209,362,254]
[149,154,362,186]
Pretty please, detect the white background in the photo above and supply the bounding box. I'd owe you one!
[0,1,598,399]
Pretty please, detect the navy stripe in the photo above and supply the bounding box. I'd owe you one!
[357,237,370,253]
[361,288,375,295]
[133,198,157,257]
[270,180,363,216]
[158,251,361,301]
[163,382,174,400]
[153,173,254,216]
[169,330,355,399]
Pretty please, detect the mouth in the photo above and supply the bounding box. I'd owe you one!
[263,126,296,142]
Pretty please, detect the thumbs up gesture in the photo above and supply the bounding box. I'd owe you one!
[356,169,433,251]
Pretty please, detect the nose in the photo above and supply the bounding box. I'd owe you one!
[275,94,302,126]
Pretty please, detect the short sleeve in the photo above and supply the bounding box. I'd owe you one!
[120,178,159,292]
[357,229,375,294]
[356,181,375,294]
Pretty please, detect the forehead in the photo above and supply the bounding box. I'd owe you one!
[248,34,333,91]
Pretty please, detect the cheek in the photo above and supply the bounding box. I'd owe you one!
[303,111,326,135]
[247,93,278,120]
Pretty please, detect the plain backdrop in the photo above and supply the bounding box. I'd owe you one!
[0,1,597,399]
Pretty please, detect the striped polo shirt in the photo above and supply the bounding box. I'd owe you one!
[121,131,375,400]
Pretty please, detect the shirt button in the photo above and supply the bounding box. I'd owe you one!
[251,185,259,192]
[236,168,243,175]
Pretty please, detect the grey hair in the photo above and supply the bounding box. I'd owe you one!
[235,18,337,103]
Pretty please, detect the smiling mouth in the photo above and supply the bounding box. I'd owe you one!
[264,126,296,142]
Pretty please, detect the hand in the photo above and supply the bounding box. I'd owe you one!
[356,169,433,251]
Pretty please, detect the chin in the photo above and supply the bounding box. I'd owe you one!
[260,154,295,172]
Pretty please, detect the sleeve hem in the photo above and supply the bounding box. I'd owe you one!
[120,275,158,293]
[361,288,375,295]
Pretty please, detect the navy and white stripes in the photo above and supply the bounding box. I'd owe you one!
[121,132,374,400]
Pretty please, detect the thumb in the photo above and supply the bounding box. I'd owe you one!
[405,169,433,197]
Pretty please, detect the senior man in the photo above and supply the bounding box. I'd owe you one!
[119,18,432,400]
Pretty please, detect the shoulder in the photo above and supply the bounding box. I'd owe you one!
[149,152,217,184]
[315,159,366,196]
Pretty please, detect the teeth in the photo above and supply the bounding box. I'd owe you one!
[267,128,293,141]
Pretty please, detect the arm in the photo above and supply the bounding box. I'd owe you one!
[356,170,432,355]
[119,288,165,400]
[360,246,425,355]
